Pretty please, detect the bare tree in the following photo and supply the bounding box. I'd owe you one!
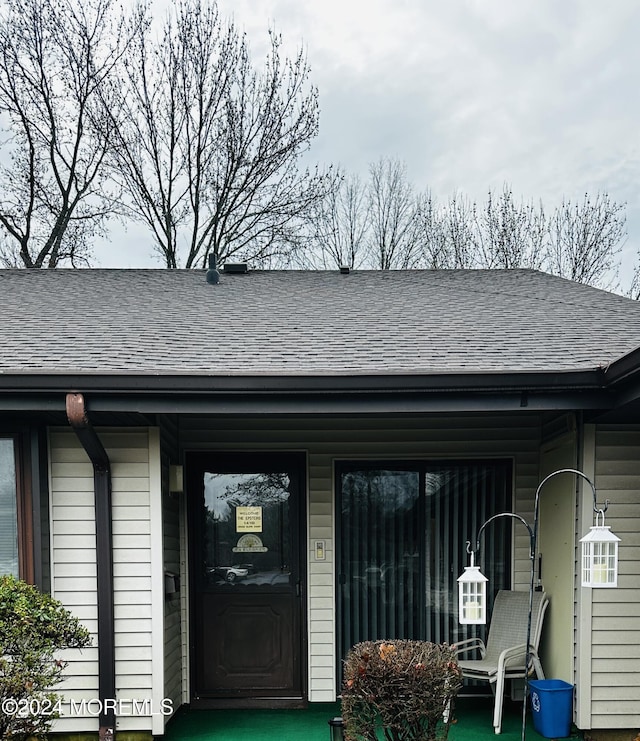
[439,192,478,269]
[415,187,547,271]
[416,185,624,287]
[474,187,547,270]
[299,170,370,269]
[546,193,625,289]
[628,270,640,301]
[0,0,131,268]
[367,157,422,269]
[0,234,19,268]
[301,157,423,270]
[266,146,628,288]
[413,191,478,269]
[412,193,447,269]
[106,0,331,269]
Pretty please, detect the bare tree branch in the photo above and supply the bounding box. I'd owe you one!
[367,157,422,269]
[104,0,332,269]
[628,270,640,301]
[547,192,625,289]
[438,191,478,268]
[306,163,626,290]
[473,186,546,270]
[298,170,370,269]
[0,0,134,267]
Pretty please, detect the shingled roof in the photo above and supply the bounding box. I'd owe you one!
[1,268,639,380]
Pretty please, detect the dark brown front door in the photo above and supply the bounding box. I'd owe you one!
[187,452,306,706]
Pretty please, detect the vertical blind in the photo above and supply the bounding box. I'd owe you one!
[0,438,19,577]
[337,460,511,664]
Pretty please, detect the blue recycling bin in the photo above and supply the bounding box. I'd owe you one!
[529,679,574,738]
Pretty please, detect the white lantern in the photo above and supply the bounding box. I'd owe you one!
[580,513,620,588]
[457,552,488,624]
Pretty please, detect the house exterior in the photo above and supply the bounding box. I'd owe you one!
[1,266,639,741]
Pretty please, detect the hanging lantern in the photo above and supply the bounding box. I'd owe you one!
[457,552,488,624]
[580,511,620,588]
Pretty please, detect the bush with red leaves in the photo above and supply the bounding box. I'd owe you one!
[341,640,462,741]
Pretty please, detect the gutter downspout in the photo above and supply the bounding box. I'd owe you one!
[66,393,115,741]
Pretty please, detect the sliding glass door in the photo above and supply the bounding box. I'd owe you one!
[336,460,511,664]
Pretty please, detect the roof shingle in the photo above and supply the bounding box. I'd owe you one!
[1,268,639,377]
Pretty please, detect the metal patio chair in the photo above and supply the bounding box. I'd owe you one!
[455,589,549,734]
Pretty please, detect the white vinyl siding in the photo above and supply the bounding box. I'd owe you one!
[49,428,163,735]
[179,412,542,702]
[537,432,577,685]
[583,424,640,729]
[49,428,98,726]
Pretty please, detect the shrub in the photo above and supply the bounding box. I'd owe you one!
[0,575,92,740]
[341,639,462,741]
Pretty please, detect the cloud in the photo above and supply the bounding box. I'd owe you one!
[95,0,640,283]
[220,1,639,193]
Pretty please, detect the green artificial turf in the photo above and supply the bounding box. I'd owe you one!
[162,697,580,741]
[163,702,341,741]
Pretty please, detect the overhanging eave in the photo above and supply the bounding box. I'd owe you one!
[0,389,614,416]
[0,367,607,395]
[0,367,615,415]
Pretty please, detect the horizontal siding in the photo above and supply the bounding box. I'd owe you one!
[589,425,640,730]
[180,412,542,702]
[49,428,156,735]
[112,431,154,734]
[49,429,98,734]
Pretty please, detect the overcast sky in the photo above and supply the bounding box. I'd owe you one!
[107,0,640,292]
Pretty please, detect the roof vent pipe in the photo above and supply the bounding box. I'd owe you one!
[206,254,220,284]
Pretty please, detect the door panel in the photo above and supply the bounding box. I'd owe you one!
[188,452,306,704]
[199,593,297,691]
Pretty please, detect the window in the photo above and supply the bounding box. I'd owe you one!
[336,459,512,665]
[0,434,33,581]
[0,437,19,577]
[201,470,293,589]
